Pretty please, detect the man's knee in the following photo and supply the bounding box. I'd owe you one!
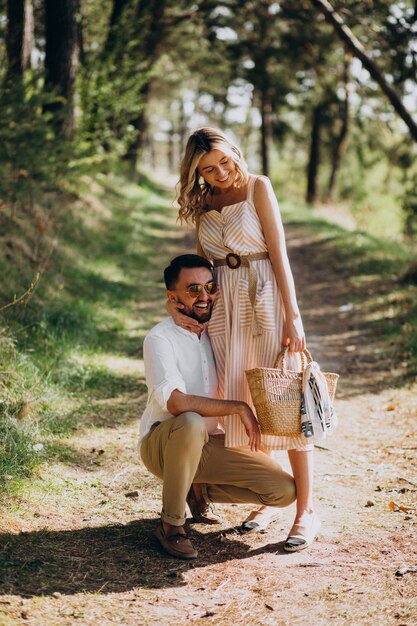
[280,475,297,507]
[171,412,207,445]
[261,473,296,508]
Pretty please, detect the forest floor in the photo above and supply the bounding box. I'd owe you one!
[0,188,416,626]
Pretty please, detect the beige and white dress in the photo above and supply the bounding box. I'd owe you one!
[198,176,310,451]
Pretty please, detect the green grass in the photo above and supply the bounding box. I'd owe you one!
[282,199,417,377]
[0,172,181,495]
[1,176,416,496]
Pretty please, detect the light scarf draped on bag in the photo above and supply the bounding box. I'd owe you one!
[301,361,338,442]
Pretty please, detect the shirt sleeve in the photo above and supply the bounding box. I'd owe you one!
[143,333,187,411]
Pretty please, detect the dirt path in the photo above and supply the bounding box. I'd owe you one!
[1,224,416,626]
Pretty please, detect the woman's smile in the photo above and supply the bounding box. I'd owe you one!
[198,149,236,190]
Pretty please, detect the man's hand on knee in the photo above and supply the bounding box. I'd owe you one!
[235,403,261,451]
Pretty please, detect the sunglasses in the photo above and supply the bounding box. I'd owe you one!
[184,281,218,297]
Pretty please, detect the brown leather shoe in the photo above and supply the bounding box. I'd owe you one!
[186,487,221,524]
[154,525,198,559]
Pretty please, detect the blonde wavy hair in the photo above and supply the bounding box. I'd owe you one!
[177,127,249,224]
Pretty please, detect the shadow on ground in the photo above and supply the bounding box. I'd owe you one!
[0,519,293,597]
[286,227,416,398]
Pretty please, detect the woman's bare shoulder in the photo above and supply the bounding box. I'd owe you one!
[253,175,274,197]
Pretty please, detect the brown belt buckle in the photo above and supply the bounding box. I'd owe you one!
[225,252,241,269]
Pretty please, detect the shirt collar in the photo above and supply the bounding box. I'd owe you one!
[168,316,208,342]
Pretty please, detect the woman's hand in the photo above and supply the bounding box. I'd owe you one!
[283,314,306,353]
[166,299,204,335]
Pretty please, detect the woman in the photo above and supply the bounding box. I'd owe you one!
[171,127,320,551]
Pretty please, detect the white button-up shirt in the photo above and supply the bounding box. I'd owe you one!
[138,317,220,447]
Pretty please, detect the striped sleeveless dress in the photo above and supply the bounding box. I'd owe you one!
[198,175,310,451]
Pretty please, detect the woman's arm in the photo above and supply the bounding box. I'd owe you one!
[253,176,305,353]
[195,218,211,261]
[166,299,203,333]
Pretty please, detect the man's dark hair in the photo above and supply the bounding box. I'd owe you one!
[164,254,213,290]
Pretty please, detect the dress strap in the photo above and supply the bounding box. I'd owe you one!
[247,175,258,204]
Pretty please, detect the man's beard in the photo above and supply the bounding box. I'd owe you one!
[181,300,213,324]
[187,310,211,323]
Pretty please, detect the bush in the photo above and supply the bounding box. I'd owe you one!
[0,79,73,212]
[0,330,45,491]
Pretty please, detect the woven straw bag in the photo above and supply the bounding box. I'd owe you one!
[245,348,339,436]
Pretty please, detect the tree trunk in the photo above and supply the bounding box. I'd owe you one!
[306,103,323,204]
[103,0,130,59]
[124,1,166,173]
[124,108,148,179]
[149,134,156,170]
[311,0,417,142]
[260,87,273,177]
[6,0,33,82]
[76,0,86,67]
[44,0,79,137]
[123,78,151,177]
[168,126,176,173]
[178,98,188,157]
[326,52,351,202]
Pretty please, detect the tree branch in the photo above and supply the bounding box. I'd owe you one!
[0,272,40,314]
[311,0,417,142]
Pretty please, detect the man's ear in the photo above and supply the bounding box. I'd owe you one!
[166,290,177,302]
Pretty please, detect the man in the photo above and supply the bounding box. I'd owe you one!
[139,254,296,559]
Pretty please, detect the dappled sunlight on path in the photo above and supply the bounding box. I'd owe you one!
[1,216,416,625]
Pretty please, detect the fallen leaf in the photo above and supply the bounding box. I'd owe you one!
[388,500,416,513]
[386,405,395,411]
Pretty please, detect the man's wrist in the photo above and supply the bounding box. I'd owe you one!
[233,401,249,415]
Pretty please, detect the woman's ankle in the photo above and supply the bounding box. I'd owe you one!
[294,507,315,523]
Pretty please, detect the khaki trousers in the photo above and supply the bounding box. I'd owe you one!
[140,412,296,526]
